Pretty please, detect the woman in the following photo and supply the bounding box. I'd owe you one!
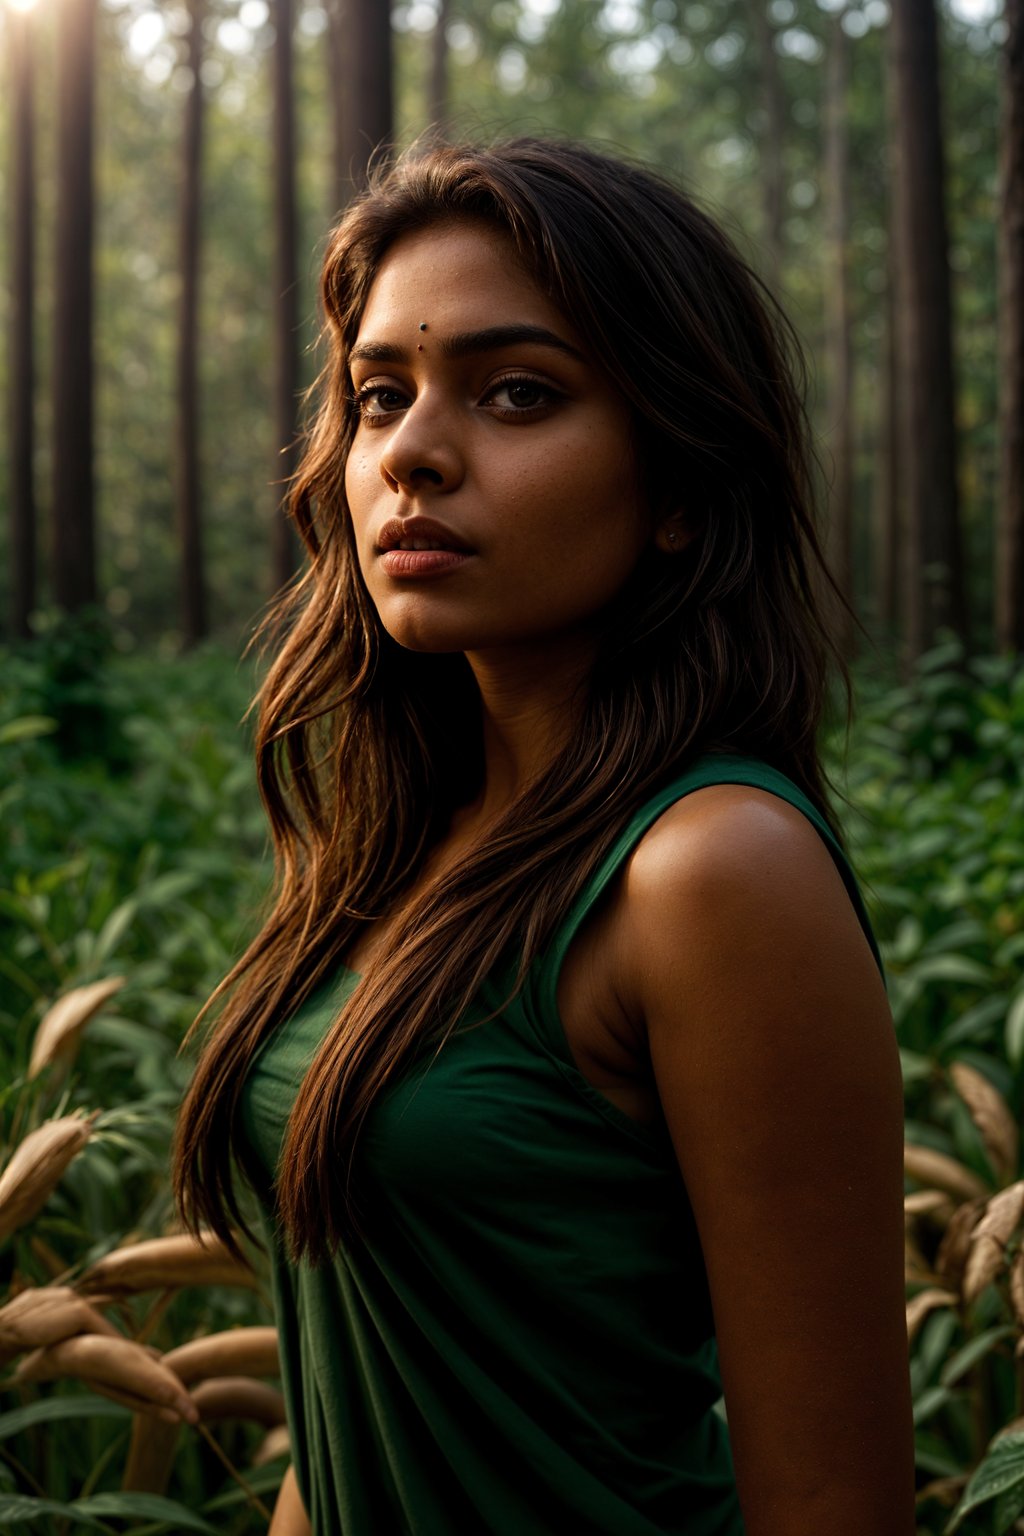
[173,138,914,1535]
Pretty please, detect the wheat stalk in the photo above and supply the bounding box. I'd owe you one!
[163,1326,279,1385]
[78,1232,256,1295]
[0,1111,99,1243]
[28,978,125,1082]
[0,1285,119,1365]
[12,1332,198,1425]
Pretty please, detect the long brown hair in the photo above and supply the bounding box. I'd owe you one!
[173,137,847,1267]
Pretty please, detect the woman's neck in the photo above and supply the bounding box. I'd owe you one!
[461,636,595,827]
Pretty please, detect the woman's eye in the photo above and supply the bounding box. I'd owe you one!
[353,385,407,419]
[486,377,556,414]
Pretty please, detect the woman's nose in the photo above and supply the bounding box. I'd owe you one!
[378,404,464,496]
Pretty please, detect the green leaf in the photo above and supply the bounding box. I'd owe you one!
[914,1433,966,1479]
[899,1048,933,1084]
[914,1383,957,1426]
[909,954,993,987]
[0,1495,106,1528]
[0,1394,130,1441]
[74,1492,219,1534]
[200,1461,289,1513]
[0,716,58,746]
[939,995,1009,1049]
[947,1432,1024,1531]
[923,920,990,955]
[1007,991,1024,1069]
[940,1326,1015,1388]
[994,1479,1024,1533]
[91,898,138,965]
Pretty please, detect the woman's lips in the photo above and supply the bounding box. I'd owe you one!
[378,548,474,578]
[375,515,475,578]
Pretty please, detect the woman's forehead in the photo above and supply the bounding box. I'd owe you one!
[354,221,573,347]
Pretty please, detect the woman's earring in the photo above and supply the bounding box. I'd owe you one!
[668,531,678,546]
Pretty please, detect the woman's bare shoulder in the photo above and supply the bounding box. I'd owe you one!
[617,781,876,993]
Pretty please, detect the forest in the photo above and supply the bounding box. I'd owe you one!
[0,0,1023,1531]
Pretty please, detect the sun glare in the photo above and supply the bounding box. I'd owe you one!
[8,0,40,13]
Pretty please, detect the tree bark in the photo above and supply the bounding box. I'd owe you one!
[872,270,901,636]
[271,0,299,592]
[52,0,97,613]
[823,10,854,653]
[8,6,36,639]
[750,0,785,293]
[176,0,206,646]
[887,0,967,657]
[326,0,394,209]
[428,0,451,137]
[325,0,346,211]
[342,0,394,199]
[997,0,1024,653]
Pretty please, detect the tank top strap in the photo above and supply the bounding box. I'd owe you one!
[530,753,882,1045]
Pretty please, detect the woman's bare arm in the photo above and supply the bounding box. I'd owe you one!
[627,786,915,1536]
[268,1464,312,1536]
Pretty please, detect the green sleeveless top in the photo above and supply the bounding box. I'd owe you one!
[237,755,880,1535]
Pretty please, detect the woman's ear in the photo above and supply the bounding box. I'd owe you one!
[653,513,696,555]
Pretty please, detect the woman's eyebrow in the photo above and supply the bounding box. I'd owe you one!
[348,324,586,366]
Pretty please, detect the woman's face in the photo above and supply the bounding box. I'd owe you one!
[344,219,654,661]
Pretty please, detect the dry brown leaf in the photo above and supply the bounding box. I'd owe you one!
[253,1423,290,1467]
[906,1287,958,1343]
[936,1198,986,1288]
[0,1111,99,1243]
[904,1143,988,1203]
[905,1189,956,1226]
[28,977,125,1081]
[0,1285,120,1364]
[1010,1251,1024,1326]
[961,1184,1024,1304]
[964,1235,1007,1305]
[975,1182,1024,1244]
[950,1062,1019,1184]
[164,1327,279,1386]
[78,1232,256,1295]
[13,1332,197,1424]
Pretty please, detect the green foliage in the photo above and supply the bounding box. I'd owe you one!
[827,642,1024,1535]
[2,638,1023,1526]
[0,639,277,1529]
[837,643,1024,1075]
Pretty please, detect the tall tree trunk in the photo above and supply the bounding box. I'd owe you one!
[8,5,36,640]
[823,10,854,653]
[271,0,299,592]
[750,0,785,292]
[325,0,346,211]
[52,0,97,613]
[326,0,394,209]
[872,271,901,635]
[428,0,451,137]
[887,0,967,657]
[997,0,1024,653]
[343,0,394,199]
[176,0,206,646]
